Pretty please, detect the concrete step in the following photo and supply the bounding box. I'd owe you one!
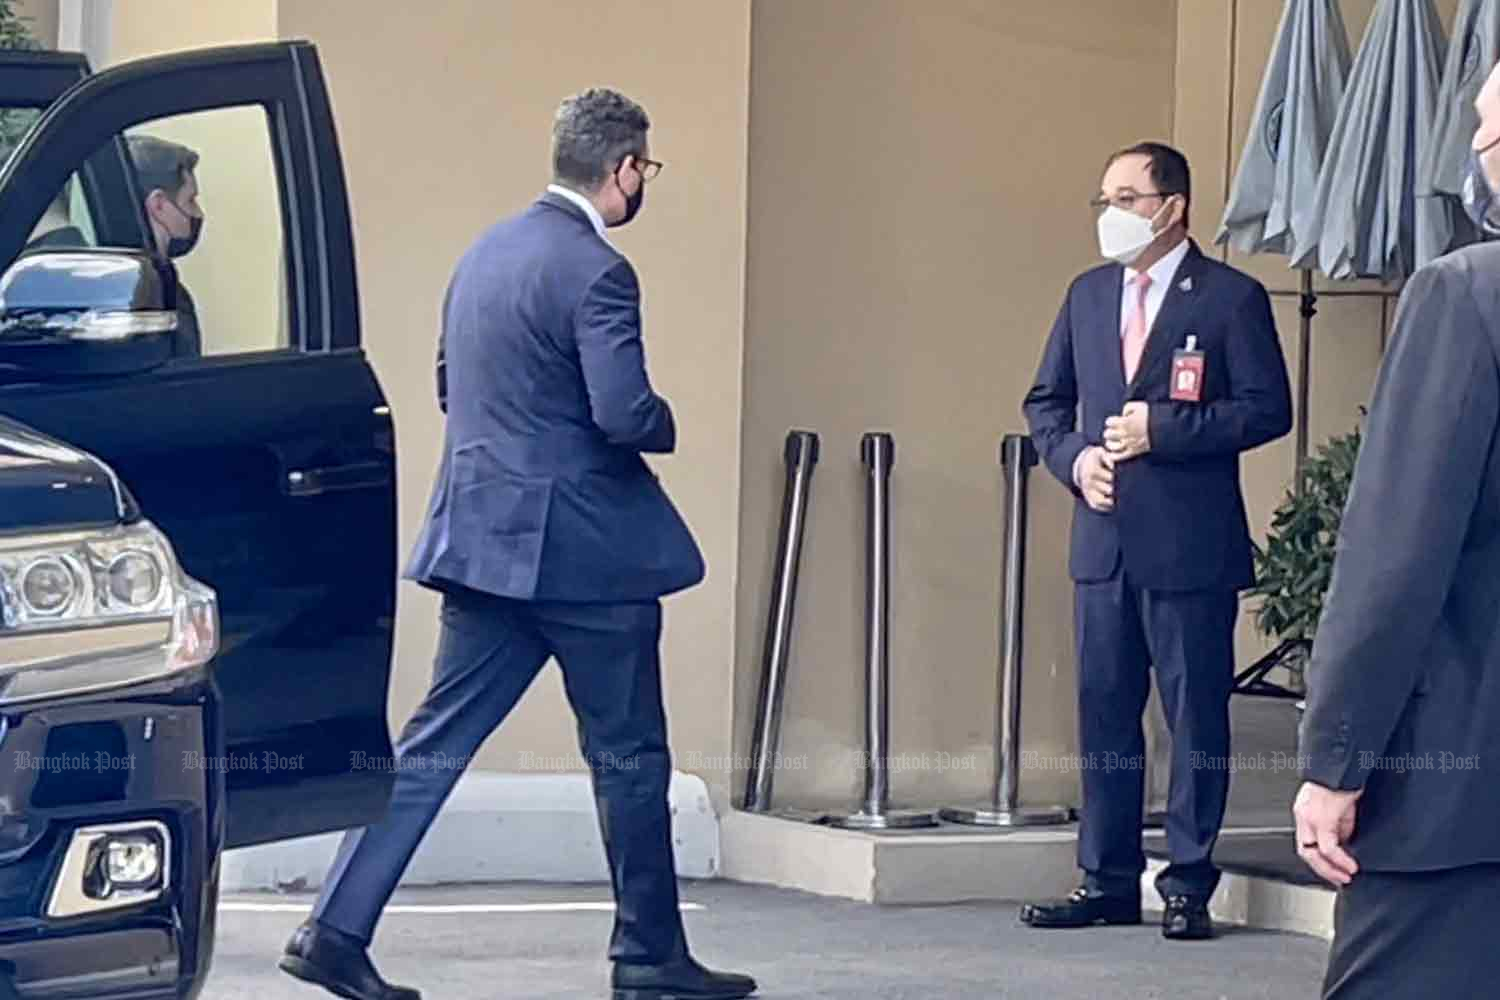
[221,771,719,892]
[721,810,1333,937]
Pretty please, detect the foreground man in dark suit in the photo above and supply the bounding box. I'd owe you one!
[279,88,755,1000]
[1021,142,1292,940]
[1295,61,1500,1000]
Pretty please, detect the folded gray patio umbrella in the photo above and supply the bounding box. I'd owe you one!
[1292,0,1448,281]
[1218,0,1353,507]
[1418,0,1500,263]
[1217,0,1352,256]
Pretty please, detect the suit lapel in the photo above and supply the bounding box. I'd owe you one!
[1093,263,1127,392]
[1126,242,1203,398]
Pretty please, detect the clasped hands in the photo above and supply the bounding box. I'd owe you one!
[1078,402,1150,513]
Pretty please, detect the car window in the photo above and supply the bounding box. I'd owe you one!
[22,104,292,361]
[0,105,40,171]
[24,172,97,250]
[112,106,290,358]
[3,104,102,256]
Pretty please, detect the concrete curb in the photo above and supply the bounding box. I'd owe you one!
[221,771,719,892]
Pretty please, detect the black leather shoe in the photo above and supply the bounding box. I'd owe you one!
[278,920,421,1000]
[1161,896,1215,940]
[611,955,756,999]
[1019,886,1142,928]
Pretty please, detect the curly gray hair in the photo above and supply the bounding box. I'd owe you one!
[552,88,650,191]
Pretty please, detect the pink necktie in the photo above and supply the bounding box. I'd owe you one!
[1122,273,1152,382]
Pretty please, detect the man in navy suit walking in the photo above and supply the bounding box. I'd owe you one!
[280,88,756,1000]
[1019,143,1292,940]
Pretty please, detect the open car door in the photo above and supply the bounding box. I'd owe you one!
[0,42,398,848]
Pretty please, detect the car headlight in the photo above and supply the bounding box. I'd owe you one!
[21,557,78,617]
[0,521,217,706]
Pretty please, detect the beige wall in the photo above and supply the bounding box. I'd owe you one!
[1174,0,1459,672]
[14,0,57,47]
[275,0,752,798]
[79,0,1441,826]
[733,0,1179,814]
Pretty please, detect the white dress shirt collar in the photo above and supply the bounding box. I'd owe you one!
[546,183,607,239]
[1124,236,1191,290]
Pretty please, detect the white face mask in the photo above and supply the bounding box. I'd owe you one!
[1096,203,1165,265]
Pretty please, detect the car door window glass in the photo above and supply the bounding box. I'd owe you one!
[25,173,97,250]
[113,106,289,359]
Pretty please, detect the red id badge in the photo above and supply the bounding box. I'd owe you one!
[1170,336,1205,402]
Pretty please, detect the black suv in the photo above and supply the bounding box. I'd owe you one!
[0,43,399,998]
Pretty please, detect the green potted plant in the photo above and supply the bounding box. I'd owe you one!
[1248,414,1364,707]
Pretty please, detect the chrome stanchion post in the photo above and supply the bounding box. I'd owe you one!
[744,430,819,814]
[942,434,1072,827]
[831,432,938,830]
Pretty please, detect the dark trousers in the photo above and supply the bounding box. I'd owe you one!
[311,588,686,964]
[1322,864,1500,998]
[1074,573,1236,903]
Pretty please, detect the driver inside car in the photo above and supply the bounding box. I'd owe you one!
[127,133,204,358]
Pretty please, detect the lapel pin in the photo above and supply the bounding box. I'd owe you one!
[1179,276,1193,293]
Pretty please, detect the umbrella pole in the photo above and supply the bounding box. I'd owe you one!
[1295,268,1316,496]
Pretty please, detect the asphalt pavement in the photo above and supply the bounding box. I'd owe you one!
[207,881,1330,999]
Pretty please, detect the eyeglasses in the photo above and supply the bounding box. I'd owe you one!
[633,157,663,182]
[1091,190,1177,212]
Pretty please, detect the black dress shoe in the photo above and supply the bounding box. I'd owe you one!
[278,920,421,1000]
[1019,886,1142,928]
[611,955,757,999]
[1161,896,1215,940]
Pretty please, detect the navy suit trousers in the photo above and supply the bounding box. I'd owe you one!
[1074,572,1237,903]
[311,587,686,964]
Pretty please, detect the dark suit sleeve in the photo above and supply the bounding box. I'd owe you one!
[172,282,202,358]
[1300,261,1499,790]
[575,259,676,453]
[1146,282,1292,459]
[1023,285,1087,495]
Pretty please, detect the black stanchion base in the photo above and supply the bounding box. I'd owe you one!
[770,807,837,825]
[1231,639,1309,699]
[828,808,939,830]
[939,804,1073,827]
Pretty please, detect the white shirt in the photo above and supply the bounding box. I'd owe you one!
[546,183,607,239]
[1120,237,1190,338]
[1074,237,1191,490]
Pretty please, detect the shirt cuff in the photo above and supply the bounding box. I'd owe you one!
[1071,447,1091,490]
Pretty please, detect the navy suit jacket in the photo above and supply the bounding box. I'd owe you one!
[403,193,704,602]
[1023,241,1292,592]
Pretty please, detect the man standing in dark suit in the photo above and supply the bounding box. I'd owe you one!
[1019,142,1292,939]
[1295,61,1500,999]
[279,88,755,1000]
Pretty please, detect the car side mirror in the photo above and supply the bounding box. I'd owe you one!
[0,249,177,378]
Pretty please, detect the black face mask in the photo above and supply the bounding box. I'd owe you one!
[163,200,203,258]
[608,168,644,228]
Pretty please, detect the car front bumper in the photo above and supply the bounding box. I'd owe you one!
[0,672,221,999]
